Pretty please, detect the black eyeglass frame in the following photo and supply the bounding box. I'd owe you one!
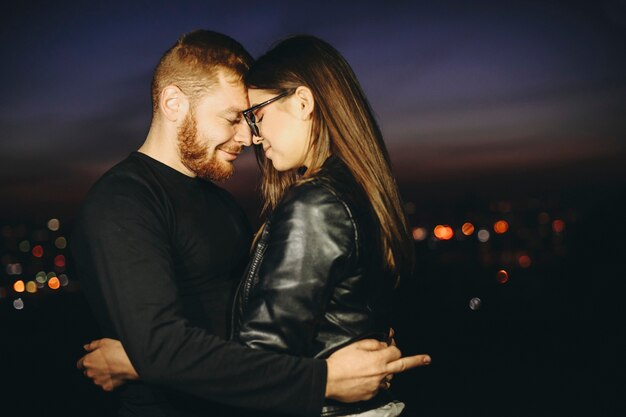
[242,89,295,137]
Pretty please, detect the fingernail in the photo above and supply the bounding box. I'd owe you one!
[423,356,431,365]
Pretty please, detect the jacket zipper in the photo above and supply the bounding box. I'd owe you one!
[230,224,269,339]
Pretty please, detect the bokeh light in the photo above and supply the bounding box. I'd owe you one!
[48,277,61,290]
[493,220,509,234]
[434,225,454,240]
[35,271,47,283]
[552,219,565,233]
[412,227,428,241]
[496,269,509,284]
[54,237,67,249]
[477,229,490,242]
[19,240,31,252]
[469,297,482,311]
[32,245,44,258]
[59,274,69,287]
[13,280,25,293]
[6,263,23,275]
[461,222,475,236]
[54,255,66,268]
[518,254,532,268]
[47,218,60,232]
[26,281,37,293]
[13,298,24,310]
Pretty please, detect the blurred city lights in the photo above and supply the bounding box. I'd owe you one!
[469,297,482,311]
[35,271,47,284]
[48,277,61,290]
[434,225,454,240]
[13,280,25,293]
[552,219,565,233]
[47,272,57,280]
[47,218,60,231]
[59,274,69,287]
[461,222,475,236]
[6,263,23,275]
[54,237,67,249]
[496,269,509,284]
[19,240,31,252]
[32,245,44,258]
[13,298,24,310]
[412,227,428,241]
[54,254,66,268]
[493,220,509,234]
[26,281,37,293]
[477,229,490,242]
[518,254,532,268]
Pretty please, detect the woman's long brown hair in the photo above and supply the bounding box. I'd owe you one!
[245,35,414,283]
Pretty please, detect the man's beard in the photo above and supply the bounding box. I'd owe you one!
[177,111,237,182]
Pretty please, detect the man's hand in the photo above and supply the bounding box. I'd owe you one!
[76,338,139,391]
[325,339,430,402]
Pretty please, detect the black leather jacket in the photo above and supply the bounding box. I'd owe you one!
[232,156,395,416]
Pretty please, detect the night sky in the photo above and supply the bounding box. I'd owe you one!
[2,0,626,220]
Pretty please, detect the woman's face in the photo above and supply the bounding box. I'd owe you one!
[247,88,313,171]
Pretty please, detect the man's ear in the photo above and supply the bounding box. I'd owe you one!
[159,86,188,122]
[294,86,315,120]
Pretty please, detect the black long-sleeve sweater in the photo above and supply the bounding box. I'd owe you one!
[71,152,326,417]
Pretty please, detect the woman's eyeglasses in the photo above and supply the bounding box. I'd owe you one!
[242,90,294,137]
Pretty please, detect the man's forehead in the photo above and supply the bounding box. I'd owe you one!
[207,72,249,111]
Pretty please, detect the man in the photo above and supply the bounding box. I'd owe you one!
[72,30,429,417]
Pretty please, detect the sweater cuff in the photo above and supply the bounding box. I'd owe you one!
[304,358,327,417]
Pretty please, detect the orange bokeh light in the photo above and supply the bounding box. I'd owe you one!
[552,219,565,233]
[461,222,475,236]
[434,225,454,240]
[496,270,509,284]
[32,245,44,258]
[13,280,25,293]
[48,277,61,290]
[493,220,509,234]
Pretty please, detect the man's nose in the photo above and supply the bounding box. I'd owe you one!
[234,121,252,147]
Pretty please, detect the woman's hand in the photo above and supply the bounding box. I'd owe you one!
[76,338,139,391]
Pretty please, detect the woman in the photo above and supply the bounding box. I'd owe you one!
[79,35,415,417]
[232,35,414,417]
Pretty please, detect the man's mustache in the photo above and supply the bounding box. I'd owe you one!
[218,144,243,154]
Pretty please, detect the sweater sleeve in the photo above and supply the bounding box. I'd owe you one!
[71,174,326,416]
[237,182,355,356]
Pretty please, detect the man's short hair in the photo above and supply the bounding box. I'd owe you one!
[151,30,253,114]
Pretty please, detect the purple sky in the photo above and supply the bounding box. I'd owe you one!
[2,1,625,219]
